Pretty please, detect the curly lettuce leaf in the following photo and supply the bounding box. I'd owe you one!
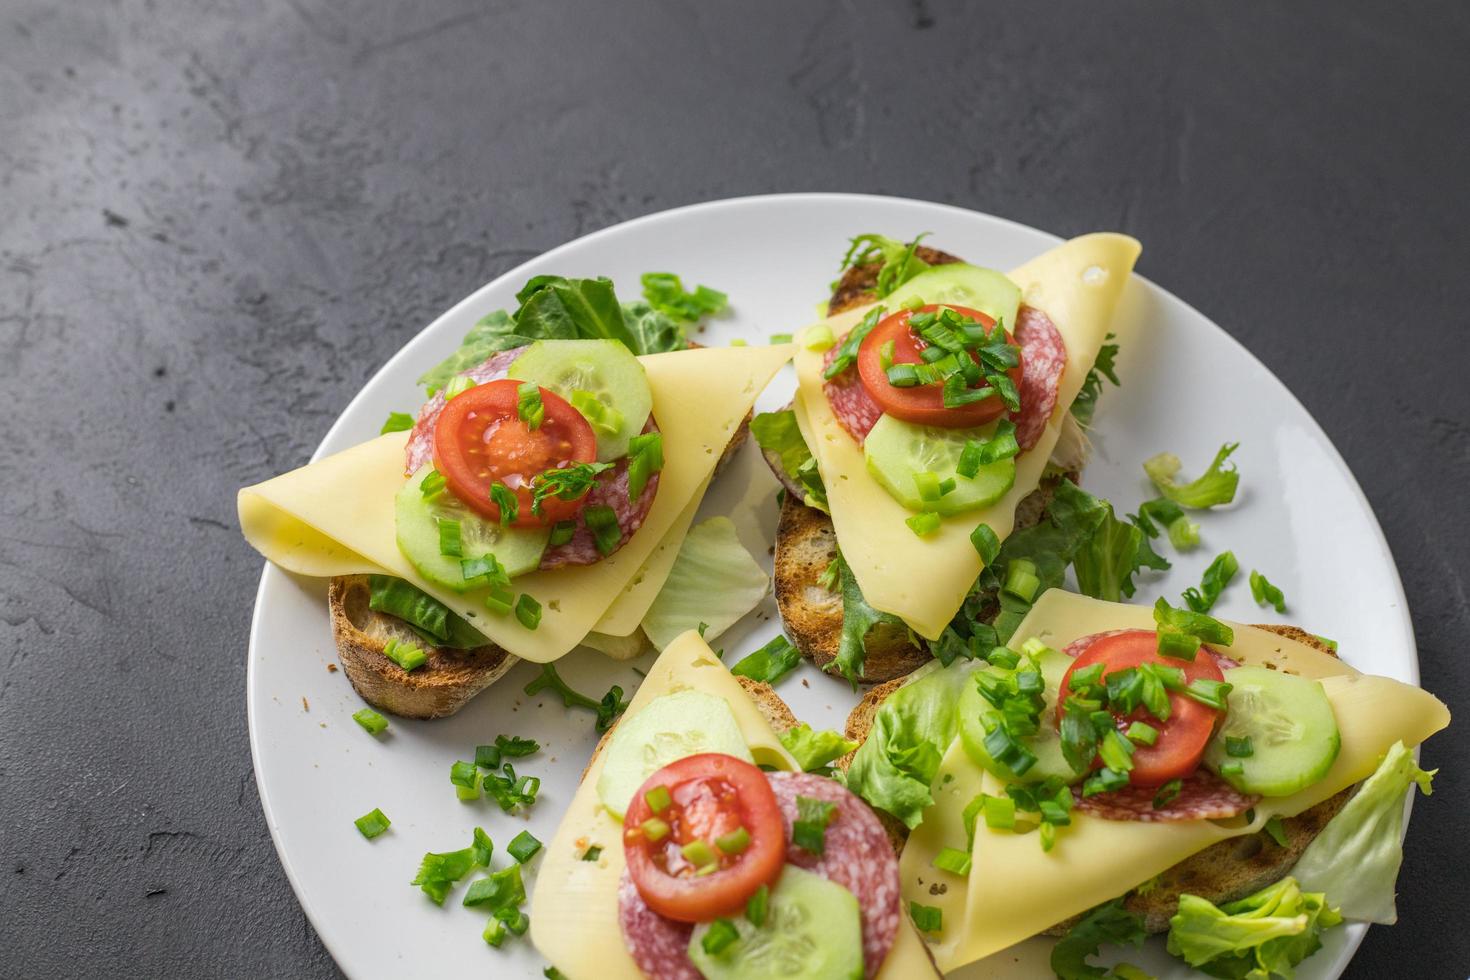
[750,410,828,510]
[837,233,931,297]
[1167,877,1342,979]
[834,553,905,684]
[642,516,768,651]
[779,724,859,773]
[639,272,728,324]
[620,300,688,356]
[1051,899,1149,980]
[844,662,974,827]
[1133,497,1200,552]
[1144,442,1240,509]
[1070,334,1121,428]
[1291,740,1435,924]
[1073,498,1169,602]
[368,575,487,648]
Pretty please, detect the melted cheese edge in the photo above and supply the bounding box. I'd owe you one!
[898,591,1451,972]
[791,233,1141,640]
[237,344,793,662]
[529,630,939,979]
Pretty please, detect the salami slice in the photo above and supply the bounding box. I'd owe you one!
[402,348,658,569]
[617,872,701,980]
[1073,769,1260,822]
[766,772,900,979]
[821,347,883,445]
[1010,306,1066,451]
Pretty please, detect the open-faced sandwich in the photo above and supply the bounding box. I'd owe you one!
[755,233,1139,683]
[238,274,792,717]
[529,630,940,979]
[839,588,1449,976]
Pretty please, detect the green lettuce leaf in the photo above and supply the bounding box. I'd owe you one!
[639,272,728,324]
[844,662,975,827]
[1133,497,1200,552]
[779,724,859,773]
[1050,899,1149,980]
[834,553,905,684]
[368,575,487,648]
[750,410,828,510]
[1069,335,1121,428]
[416,310,525,395]
[641,516,768,651]
[837,233,931,297]
[620,300,687,356]
[1072,498,1168,602]
[1166,877,1342,979]
[1144,442,1240,509]
[1290,740,1435,924]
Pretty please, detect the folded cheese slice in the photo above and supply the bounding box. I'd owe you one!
[898,590,1450,973]
[529,630,939,979]
[238,344,794,662]
[791,234,1141,640]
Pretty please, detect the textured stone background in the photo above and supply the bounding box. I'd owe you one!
[2,0,1467,976]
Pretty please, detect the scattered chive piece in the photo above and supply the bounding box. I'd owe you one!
[507,830,542,864]
[645,785,672,813]
[906,511,942,537]
[910,902,943,933]
[1003,559,1040,601]
[380,411,415,434]
[914,470,943,502]
[793,796,838,854]
[548,520,577,547]
[471,828,493,866]
[515,382,545,429]
[462,864,525,908]
[515,594,542,631]
[933,846,972,876]
[1225,735,1254,758]
[640,818,670,842]
[1263,815,1289,847]
[482,916,507,947]
[716,827,751,855]
[701,918,740,956]
[584,505,623,556]
[489,483,519,526]
[1157,629,1201,661]
[352,708,388,735]
[1314,634,1339,653]
[746,883,769,926]
[730,338,748,347]
[419,469,446,498]
[769,332,793,344]
[496,907,530,936]
[986,646,1020,669]
[543,969,568,980]
[581,845,602,862]
[450,760,480,789]
[383,638,427,672]
[802,324,835,351]
[483,584,515,616]
[970,522,1000,563]
[1184,678,1232,710]
[354,808,391,839]
[1249,569,1288,613]
[1154,779,1184,809]
[1069,663,1105,691]
[569,389,622,435]
[1219,760,1245,778]
[1039,820,1058,852]
[681,840,716,867]
[437,518,463,558]
[1125,721,1159,746]
[460,553,508,586]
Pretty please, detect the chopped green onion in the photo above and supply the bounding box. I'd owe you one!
[516,382,545,429]
[802,324,835,351]
[701,918,740,955]
[645,785,672,813]
[822,307,884,379]
[626,432,664,501]
[472,828,493,866]
[1182,550,1239,613]
[483,584,515,616]
[1153,779,1183,809]
[970,522,1000,563]
[382,637,427,672]
[569,390,623,435]
[982,794,1016,830]
[548,520,577,547]
[1225,735,1254,758]
[482,916,507,947]
[1249,569,1288,613]
[419,469,446,498]
[681,840,716,867]
[1153,597,1234,645]
[489,483,519,526]
[1003,559,1040,602]
[1314,634,1339,653]
[380,411,415,434]
[879,338,896,371]
[584,505,623,555]
[716,827,750,855]
[769,333,793,344]
[450,760,479,789]
[934,846,972,876]
[1039,820,1058,852]
[581,845,602,861]
[910,902,943,933]
[729,338,748,347]
[1098,729,1136,772]
[445,375,476,400]
[1125,721,1159,746]
[793,796,838,854]
[437,518,463,558]
[640,818,670,842]
[1263,815,1289,847]
[746,883,769,926]
[1219,760,1245,778]
[507,830,542,864]
[1069,663,1105,691]
[351,708,388,735]
[906,511,942,536]
[956,440,984,479]
[986,646,1020,669]
[885,363,921,387]
[354,808,391,839]
[496,906,530,936]
[914,470,943,502]
[461,553,509,588]
[514,594,542,631]
[1156,629,1201,661]
[1082,767,1130,796]
[1184,678,1232,710]
[496,734,539,758]
[475,744,501,769]
[462,863,525,909]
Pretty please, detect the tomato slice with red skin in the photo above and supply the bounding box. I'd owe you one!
[432,379,597,528]
[623,753,786,924]
[1056,630,1226,787]
[855,304,1024,428]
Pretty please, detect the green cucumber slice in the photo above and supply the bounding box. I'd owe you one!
[1204,666,1341,797]
[688,865,864,980]
[885,263,1022,333]
[864,414,1016,516]
[394,466,549,592]
[593,691,752,819]
[508,339,652,461]
[958,648,1081,784]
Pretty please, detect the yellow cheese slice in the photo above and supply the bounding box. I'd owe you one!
[791,234,1142,640]
[529,630,938,979]
[238,344,793,662]
[897,590,1450,972]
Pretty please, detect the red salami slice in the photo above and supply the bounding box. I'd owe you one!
[617,872,701,980]
[766,772,900,979]
[1010,306,1066,451]
[402,348,658,569]
[1073,769,1260,822]
[822,346,883,445]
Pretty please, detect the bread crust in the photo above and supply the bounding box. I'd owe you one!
[842,624,1356,933]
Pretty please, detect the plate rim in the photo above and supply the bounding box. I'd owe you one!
[247,192,1412,977]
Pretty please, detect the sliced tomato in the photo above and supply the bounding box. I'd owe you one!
[1057,630,1226,786]
[623,753,786,923]
[855,304,1024,428]
[432,379,597,527]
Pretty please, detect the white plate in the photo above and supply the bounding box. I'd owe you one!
[247,194,1415,979]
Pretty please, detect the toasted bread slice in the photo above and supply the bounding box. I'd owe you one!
[330,410,751,718]
[828,244,962,316]
[840,625,1353,934]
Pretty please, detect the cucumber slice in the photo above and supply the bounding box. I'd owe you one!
[885,263,1022,332]
[864,414,1016,516]
[1204,666,1341,797]
[394,466,549,592]
[594,691,753,819]
[958,648,1082,784]
[508,339,652,461]
[688,865,864,980]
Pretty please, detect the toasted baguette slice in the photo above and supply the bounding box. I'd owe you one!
[841,625,1353,934]
[330,409,752,718]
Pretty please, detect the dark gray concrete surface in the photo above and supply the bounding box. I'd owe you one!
[2,0,1467,976]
